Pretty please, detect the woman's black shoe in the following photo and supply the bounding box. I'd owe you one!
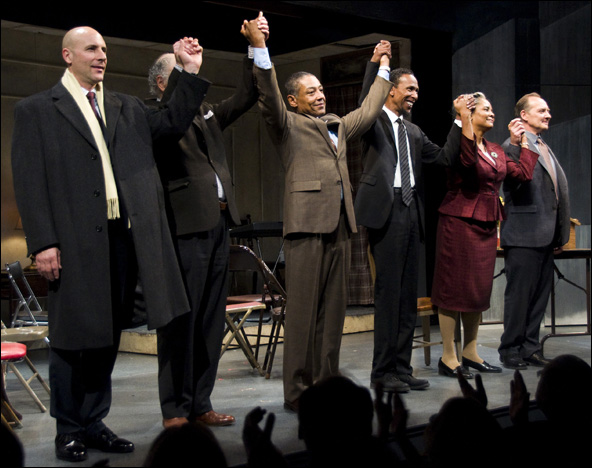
[438,358,474,379]
[462,357,502,373]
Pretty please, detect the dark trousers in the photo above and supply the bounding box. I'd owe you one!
[282,213,351,404]
[50,219,137,435]
[368,191,419,379]
[157,213,229,418]
[499,245,554,359]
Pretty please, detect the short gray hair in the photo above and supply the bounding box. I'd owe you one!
[148,53,175,97]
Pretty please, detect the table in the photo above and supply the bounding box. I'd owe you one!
[230,222,284,273]
[496,248,591,352]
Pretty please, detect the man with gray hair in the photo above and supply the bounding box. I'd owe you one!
[147,13,269,429]
[498,93,570,369]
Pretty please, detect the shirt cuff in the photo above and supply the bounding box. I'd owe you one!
[253,47,272,70]
[377,66,390,80]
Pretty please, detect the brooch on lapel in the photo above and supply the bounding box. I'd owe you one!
[491,152,498,158]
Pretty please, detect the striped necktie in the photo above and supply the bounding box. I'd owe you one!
[87,91,101,121]
[87,91,107,136]
[537,136,558,199]
[397,118,413,206]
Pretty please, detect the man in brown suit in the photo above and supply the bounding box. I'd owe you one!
[242,21,393,410]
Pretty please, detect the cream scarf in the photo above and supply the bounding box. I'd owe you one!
[61,68,120,220]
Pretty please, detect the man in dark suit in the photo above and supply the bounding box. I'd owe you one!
[241,20,393,410]
[148,13,268,429]
[498,93,570,369]
[355,63,463,392]
[11,27,206,462]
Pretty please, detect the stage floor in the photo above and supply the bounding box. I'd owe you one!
[5,321,590,467]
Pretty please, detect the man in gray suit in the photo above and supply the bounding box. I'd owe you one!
[11,27,205,462]
[499,93,570,369]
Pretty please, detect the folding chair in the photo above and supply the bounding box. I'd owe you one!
[222,302,266,375]
[226,245,287,378]
[5,261,48,329]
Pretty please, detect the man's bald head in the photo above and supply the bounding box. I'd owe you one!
[62,27,107,90]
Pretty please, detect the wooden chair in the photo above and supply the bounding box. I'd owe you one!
[413,297,461,365]
[222,302,266,375]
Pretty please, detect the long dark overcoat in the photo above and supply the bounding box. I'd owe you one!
[11,71,209,350]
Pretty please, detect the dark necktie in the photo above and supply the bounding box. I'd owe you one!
[537,136,558,199]
[87,91,107,136]
[87,91,101,121]
[397,118,413,206]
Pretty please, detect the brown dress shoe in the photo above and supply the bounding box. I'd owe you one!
[195,410,236,426]
[163,417,189,429]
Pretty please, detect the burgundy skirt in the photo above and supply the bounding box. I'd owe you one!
[431,214,498,313]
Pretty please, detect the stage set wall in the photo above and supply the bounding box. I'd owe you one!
[1,1,590,327]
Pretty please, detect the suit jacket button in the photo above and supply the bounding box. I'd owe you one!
[96,225,103,232]
[93,190,101,197]
[91,153,98,160]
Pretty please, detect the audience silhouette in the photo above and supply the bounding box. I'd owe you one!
[143,421,227,467]
[5,354,590,467]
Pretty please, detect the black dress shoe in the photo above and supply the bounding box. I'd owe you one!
[398,373,430,390]
[500,354,527,369]
[462,357,502,373]
[371,374,410,393]
[55,432,88,462]
[438,358,474,379]
[524,352,550,367]
[85,427,135,454]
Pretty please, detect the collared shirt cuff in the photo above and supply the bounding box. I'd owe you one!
[253,47,272,70]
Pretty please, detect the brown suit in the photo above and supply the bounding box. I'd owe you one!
[254,64,392,403]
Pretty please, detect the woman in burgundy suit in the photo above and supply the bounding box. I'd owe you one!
[431,93,538,378]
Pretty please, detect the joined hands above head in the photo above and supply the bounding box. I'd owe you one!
[174,37,203,74]
[371,40,392,67]
[241,11,269,48]
[454,93,476,119]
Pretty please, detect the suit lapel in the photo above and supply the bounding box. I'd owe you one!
[479,144,499,171]
[318,114,339,156]
[193,107,222,163]
[379,112,398,164]
[103,91,121,149]
[53,84,97,149]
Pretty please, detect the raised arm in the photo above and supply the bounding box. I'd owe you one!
[212,12,271,130]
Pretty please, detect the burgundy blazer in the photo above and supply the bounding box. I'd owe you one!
[438,134,538,222]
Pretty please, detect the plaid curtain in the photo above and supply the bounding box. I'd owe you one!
[325,84,374,305]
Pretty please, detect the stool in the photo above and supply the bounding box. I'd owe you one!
[413,297,461,365]
[1,341,50,413]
